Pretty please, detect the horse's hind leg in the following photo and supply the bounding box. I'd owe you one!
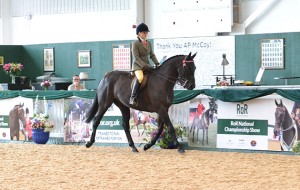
[86,113,105,148]
[115,103,138,153]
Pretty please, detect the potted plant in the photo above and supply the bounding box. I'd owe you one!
[2,62,24,83]
[31,95,54,144]
[144,123,185,149]
[40,80,52,90]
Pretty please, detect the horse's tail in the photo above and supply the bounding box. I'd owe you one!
[85,95,98,123]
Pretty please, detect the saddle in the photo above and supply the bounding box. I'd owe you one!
[129,71,148,89]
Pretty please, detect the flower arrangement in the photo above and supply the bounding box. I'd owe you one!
[217,80,229,86]
[2,62,24,76]
[31,95,54,132]
[144,123,185,149]
[41,80,52,90]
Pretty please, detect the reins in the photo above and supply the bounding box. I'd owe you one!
[148,59,194,86]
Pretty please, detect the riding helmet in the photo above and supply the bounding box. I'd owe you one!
[136,23,150,35]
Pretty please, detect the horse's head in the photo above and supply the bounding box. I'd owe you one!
[274,99,285,137]
[178,52,197,90]
[208,98,218,123]
[13,103,26,126]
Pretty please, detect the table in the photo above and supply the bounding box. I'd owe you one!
[212,74,235,85]
[274,76,300,85]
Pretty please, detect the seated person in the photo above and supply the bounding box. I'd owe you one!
[68,75,86,90]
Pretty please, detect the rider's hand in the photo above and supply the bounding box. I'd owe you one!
[143,65,152,71]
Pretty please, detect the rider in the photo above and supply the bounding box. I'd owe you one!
[197,99,206,119]
[129,23,160,106]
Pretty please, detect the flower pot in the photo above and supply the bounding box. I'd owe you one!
[11,75,16,84]
[32,128,50,144]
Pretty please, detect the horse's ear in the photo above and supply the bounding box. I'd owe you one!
[191,52,197,59]
[275,100,278,106]
[187,52,192,59]
[21,102,24,107]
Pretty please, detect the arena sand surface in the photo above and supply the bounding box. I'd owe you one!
[0,143,299,190]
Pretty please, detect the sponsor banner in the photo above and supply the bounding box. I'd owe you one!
[95,116,127,143]
[217,134,268,150]
[218,96,300,151]
[95,130,127,143]
[218,119,268,136]
[217,119,268,150]
[0,115,10,140]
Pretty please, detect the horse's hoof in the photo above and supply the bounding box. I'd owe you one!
[86,142,92,148]
[178,148,185,154]
[143,144,151,151]
[132,147,139,153]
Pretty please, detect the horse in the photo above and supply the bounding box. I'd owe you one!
[290,102,300,141]
[85,52,197,153]
[130,110,152,137]
[274,99,298,151]
[9,103,26,140]
[189,98,217,145]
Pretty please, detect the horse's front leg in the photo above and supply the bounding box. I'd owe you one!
[161,115,185,153]
[141,122,147,136]
[206,127,209,145]
[144,117,164,151]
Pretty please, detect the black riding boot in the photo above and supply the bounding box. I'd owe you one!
[129,78,141,106]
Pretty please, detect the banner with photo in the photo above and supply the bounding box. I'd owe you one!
[188,95,218,148]
[217,95,299,151]
[0,97,34,141]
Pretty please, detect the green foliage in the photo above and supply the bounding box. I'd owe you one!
[292,141,300,154]
[143,123,185,149]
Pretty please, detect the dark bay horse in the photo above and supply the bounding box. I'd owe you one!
[189,98,217,145]
[274,99,298,151]
[85,52,197,153]
[9,103,26,140]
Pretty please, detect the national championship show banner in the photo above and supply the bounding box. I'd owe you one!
[217,95,299,151]
[217,119,268,150]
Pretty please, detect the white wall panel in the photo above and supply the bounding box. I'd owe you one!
[146,0,232,39]
[11,0,130,17]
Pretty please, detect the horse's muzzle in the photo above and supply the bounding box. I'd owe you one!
[184,79,195,90]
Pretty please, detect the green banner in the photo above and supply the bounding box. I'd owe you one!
[0,115,9,128]
[218,119,268,135]
[98,116,123,130]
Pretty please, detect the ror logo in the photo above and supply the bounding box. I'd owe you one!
[237,104,248,115]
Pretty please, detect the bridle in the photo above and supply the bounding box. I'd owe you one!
[275,107,294,132]
[151,59,195,88]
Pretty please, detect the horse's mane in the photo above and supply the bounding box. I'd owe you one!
[13,105,20,109]
[162,55,184,65]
